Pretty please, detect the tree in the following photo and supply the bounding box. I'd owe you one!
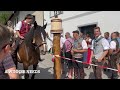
[0,11,12,24]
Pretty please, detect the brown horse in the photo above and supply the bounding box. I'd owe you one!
[13,21,47,79]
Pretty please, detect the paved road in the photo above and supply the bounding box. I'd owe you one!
[17,53,120,79]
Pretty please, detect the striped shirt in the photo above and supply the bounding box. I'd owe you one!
[0,53,15,79]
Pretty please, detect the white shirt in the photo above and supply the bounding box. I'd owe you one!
[60,37,66,49]
[91,35,110,50]
[82,40,88,49]
[89,38,92,47]
[106,37,111,43]
[110,41,116,50]
[47,36,66,51]
[15,21,22,31]
[89,38,92,42]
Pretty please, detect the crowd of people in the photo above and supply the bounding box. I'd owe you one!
[50,27,120,79]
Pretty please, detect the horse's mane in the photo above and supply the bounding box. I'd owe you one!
[24,26,35,46]
[23,21,47,46]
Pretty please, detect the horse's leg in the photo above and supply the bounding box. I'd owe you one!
[31,63,38,79]
[23,63,29,79]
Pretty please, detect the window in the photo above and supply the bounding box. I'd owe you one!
[50,11,63,18]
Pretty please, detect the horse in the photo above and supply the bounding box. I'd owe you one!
[12,21,47,79]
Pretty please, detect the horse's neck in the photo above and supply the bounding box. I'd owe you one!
[24,28,34,46]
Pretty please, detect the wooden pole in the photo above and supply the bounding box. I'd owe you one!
[51,17,63,79]
[53,34,61,79]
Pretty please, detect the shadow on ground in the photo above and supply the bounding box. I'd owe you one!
[88,72,95,79]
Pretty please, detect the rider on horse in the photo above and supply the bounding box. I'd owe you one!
[15,14,33,39]
[11,14,34,65]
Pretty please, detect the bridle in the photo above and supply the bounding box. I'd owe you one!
[33,24,47,50]
[35,41,46,50]
[34,31,47,50]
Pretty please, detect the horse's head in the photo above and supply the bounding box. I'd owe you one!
[33,21,47,55]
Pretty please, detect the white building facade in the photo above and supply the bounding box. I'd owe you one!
[44,11,120,50]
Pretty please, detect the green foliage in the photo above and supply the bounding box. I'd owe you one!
[0,11,12,24]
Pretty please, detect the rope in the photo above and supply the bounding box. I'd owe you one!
[49,52,120,73]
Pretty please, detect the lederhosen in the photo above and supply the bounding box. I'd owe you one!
[92,36,104,79]
[109,38,119,79]
[73,38,84,79]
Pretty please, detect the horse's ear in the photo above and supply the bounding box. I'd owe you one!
[43,23,47,30]
[34,21,37,29]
